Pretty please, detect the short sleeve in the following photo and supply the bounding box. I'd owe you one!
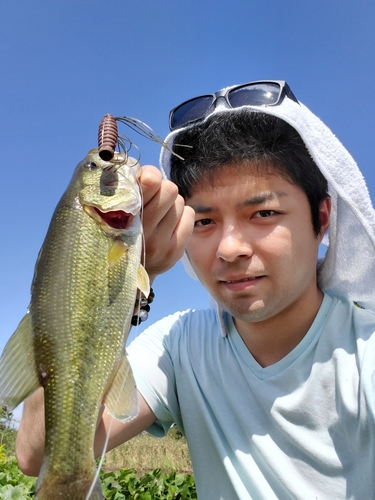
[127,313,184,437]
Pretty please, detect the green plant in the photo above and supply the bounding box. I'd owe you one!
[0,420,196,499]
[0,454,37,499]
[0,455,196,499]
[168,425,184,441]
[100,468,196,499]
[0,407,17,451]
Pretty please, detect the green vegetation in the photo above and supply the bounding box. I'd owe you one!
[0,413,196,499]
[0,451,37,499]
[0,457,196,500]
[0,406,17,451]
[101,468,196,499]
[1,407,38,498]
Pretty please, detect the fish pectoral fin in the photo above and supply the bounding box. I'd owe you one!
[137,263,150,297]
[104,353,139,422]
[0,312,40,410]
[108,238,128,268]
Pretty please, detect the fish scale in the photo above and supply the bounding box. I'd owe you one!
[0,150,147,499]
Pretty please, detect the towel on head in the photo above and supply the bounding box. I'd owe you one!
[160,89,375,310]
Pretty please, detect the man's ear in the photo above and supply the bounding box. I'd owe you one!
[318,196,331,242]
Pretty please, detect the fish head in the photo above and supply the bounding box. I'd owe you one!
[77,149,142,232]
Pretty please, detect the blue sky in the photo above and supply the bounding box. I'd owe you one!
[1,0,375,353]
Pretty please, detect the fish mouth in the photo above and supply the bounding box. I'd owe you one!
[94,208,133,229]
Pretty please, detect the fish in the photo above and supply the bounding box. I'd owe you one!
[0,149,149,499]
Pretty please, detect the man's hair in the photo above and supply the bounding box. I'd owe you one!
[169,110,329,236]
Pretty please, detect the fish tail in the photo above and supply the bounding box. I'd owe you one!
[35,474,103,500]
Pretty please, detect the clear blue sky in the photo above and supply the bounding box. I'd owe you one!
[1,0,375,352]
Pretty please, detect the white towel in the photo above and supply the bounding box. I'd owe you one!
[160,90,375,311]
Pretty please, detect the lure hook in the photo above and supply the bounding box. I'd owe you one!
[97,113,187,163]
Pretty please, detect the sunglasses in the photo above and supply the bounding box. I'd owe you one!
[169,80,299,131]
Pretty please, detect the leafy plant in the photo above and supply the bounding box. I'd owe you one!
[100,468,196,499]
[0,420,196,499]
[0,407,17,451]
[0,455,196,499]
[0,454,37,499]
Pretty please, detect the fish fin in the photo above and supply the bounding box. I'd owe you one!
[0,312,40,410]
[105,353,139,422]
[108,238,128,267]
[137,263,150,297]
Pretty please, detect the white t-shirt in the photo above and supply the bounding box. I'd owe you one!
[127,294,375,499]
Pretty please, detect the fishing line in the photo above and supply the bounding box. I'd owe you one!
[87,160,145,500]
[114,115,186,161]
[138,175,147,271]
[85,353,137,500]
[86,295,143,500]
[116,135,140,163]
[87,114,162,499]
[87,327,143,500]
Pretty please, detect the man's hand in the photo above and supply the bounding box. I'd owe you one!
[139,165,195,282]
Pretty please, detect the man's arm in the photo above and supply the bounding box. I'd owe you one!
[16,388,45,475]
[94,392,157,457]
[16,388,157,476]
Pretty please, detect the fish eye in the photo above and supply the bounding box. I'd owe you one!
[84,161,98,170]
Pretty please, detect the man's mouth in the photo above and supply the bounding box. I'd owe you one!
[222,276,261,284]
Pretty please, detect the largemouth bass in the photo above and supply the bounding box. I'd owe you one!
[0,149,149,499]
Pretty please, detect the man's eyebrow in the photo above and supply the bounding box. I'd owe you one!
[189,191,288,214]
[236,191,288,210]
[189,204,217,214]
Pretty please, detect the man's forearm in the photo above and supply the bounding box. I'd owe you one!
[16,387,45,476]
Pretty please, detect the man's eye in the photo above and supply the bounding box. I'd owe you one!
[256,210,275,218]
[195,218,213,226]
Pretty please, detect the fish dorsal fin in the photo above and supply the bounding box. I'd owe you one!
[137,263,150,297]
[108,239,128,268]
[0,312,41,410]
[104,353,139,422]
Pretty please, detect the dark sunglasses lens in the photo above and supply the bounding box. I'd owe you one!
[171,95,214,129]
[228,83,281,107]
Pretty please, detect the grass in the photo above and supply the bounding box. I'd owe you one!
[1,419,196,498]
[2,406,192,476]
[104,429,193,474]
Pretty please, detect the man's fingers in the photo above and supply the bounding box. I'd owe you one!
[137,164,195,279]
[138,165,163,206]
[171,204,195,259]
[142,180,180,236]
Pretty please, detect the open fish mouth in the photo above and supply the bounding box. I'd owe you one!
[94,208,133,229]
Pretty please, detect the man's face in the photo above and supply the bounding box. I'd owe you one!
[185,163,330,327]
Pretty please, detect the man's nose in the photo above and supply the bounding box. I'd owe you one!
[216,225,253,262]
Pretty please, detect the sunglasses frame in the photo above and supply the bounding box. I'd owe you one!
[169,80,299,131]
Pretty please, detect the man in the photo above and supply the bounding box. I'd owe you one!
[16,81,375,499]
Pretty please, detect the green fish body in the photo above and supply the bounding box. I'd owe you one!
[0,150,148,499]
